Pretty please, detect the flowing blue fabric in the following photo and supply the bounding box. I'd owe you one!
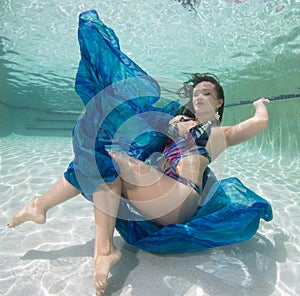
[64,9,273,254]
[64,10,179,199]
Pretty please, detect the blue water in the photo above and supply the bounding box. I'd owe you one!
[0,0,299,295]
[1,1,299,115]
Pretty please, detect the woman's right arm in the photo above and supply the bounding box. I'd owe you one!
[223,97,270,147]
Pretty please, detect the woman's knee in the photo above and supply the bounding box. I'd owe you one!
[96,177,121,191]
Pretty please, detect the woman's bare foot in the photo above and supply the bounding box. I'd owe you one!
[7,199,47,228]
[94,247,122,295]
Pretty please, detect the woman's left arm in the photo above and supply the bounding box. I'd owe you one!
[224,97,270,147]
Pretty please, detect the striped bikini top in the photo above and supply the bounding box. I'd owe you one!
[163,118,218,165]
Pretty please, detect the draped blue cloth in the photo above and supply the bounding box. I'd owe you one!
[64,9,273,254]
[64,10,179,199]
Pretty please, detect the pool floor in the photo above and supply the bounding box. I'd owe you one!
[0,134,299,296]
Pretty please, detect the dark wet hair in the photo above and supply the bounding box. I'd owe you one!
[176,73,225,122]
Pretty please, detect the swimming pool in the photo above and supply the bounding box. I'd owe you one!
[0,0,299,295]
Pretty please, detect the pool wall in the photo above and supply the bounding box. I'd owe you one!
[1,98,299,159]
[222,99,299,159]
[0,104,12,136]
[0,105,78,137]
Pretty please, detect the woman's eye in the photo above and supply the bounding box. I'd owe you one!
[193,91,200,97]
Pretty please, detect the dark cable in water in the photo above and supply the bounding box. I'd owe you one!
[226,93,300,107]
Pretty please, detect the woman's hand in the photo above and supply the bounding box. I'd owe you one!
[252,97,270,122]
[253,97,270,108]
[169,115,189,125]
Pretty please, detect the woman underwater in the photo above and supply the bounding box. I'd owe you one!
[8,10,272,295]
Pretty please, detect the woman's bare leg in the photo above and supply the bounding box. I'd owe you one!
[109,151,200,225]
[93,178,122,295]
[8,176,80,228]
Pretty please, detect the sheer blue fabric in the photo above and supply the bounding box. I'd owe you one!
[64,10,179,199]
[64,9,273,253]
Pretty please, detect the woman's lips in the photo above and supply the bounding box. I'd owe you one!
[195,101,205,106]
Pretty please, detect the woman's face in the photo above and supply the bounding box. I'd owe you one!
[192,81,223,117]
